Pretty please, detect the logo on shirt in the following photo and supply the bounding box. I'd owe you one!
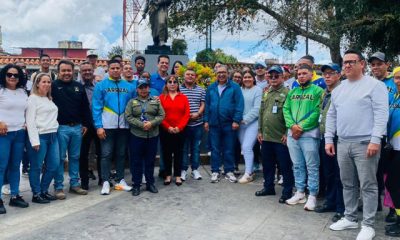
[75,87,80,92]
[291,94,315,101]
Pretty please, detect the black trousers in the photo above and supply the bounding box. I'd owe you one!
[385,150,400,210]
[160,128,184,177]
[79,126,101,187]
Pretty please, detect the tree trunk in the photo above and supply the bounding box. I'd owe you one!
[329,39,342,65]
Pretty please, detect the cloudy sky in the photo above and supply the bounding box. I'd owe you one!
[0,0,331,64]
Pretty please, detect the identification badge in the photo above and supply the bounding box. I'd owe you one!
[318,114,322,123]
[272,105,278,114]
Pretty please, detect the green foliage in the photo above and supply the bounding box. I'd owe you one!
[171,39,188,55]
[195,48,238,63]
[107,45,123,60]
[170,0,400,62]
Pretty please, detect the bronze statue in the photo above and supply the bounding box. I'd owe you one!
[143,0,172,47]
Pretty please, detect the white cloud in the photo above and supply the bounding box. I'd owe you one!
[0,1,333,64]
[0,0,122,56]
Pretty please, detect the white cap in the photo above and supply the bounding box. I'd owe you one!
[87,50,98,58]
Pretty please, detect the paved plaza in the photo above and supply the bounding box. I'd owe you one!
[0,166,394,240]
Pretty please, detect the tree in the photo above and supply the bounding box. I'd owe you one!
[195,48,238,63]
[107,45,123,59]
[169,0,400,62]
[171,39,188,55]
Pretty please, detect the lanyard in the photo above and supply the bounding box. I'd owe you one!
[139,100,148,122]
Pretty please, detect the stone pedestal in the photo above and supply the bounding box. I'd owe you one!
[145,45,172,55]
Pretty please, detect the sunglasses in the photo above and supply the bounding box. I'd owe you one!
[167,81,177,84]
[6,73,19,78]
[268,74,282,79]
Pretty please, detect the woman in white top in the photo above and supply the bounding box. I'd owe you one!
[238,70,262,184]
[0,64,29,214]
[26,73,60,204]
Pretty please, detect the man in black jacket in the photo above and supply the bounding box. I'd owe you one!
[52,60,91,200]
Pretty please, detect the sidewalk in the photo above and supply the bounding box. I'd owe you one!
[0,165,393,240]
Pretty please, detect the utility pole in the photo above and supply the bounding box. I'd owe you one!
[305,0,309,55]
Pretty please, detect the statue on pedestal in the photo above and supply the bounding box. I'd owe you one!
[143,0,172,47]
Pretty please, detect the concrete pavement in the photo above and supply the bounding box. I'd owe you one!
[0,165,394,240]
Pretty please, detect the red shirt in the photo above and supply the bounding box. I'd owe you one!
[159,92,190,131]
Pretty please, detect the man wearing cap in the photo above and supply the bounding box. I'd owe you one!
[86,50,105,82]
[326,49,388,240]
[256,65,294,203]
[283,64,324,211]
[368,52,395,93]
[314,63,344,222]
[368,51,396,215]
[292,55,326,89]
[125,78,165,196]
[254,62,269,91]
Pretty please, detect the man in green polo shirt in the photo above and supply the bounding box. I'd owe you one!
[255,66,294,203]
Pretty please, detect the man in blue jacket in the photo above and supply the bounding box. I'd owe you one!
[92,59,135,195]
[204,65,244,183]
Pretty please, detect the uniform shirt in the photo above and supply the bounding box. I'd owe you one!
[258,84,289,143]
[125,96,165,138]
[319,82,340,135]
[150,72,168,96]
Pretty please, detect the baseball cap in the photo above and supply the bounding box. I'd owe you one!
[321,63,341,73]
[368,52,386,63]
[87,50,98,58]
[254,61,266,69]
[137,78,149,88]
[267,65,283,74]
[282,65,291,73]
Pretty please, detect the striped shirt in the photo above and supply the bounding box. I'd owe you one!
[180,84,206,126]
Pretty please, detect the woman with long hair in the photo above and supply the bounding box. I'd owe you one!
[0,64,29,214]
[238,70,262,184]
[26,73,60,204]
[171,61,183,76]
[159,75,190,186]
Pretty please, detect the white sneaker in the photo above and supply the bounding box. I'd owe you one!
[304,195,317,211]
[356,226,375,240]
[191,170,202,180]
[238,173,254,184]
[1,185,10,195]
[115,179,132,192]
[210,172,220,183]
[181,170,188,181]
[285,191,307,205]
[329,218,359,231]
[101,181,110,195]
[142,175,146,184]
[278,175,283,185]
[225,172,237,183]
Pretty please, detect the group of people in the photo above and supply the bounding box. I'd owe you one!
[0,49,399,239]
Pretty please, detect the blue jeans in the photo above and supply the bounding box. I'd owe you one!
[209,124,236,173]
[320,138,344,213]
[182,125,203,171]
[129,134,158,187]
[287,136,320,196]
[262,141,294,198]
[28,133,60,195]
[100,129,129,182]
[54,125,82,190]
[0,130,26,198]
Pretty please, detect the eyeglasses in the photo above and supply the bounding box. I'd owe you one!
[343,60,359,66]
[6,73,19,78]
[268,74,282,79]
[323,72,339,77]
[167,81,177,84]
